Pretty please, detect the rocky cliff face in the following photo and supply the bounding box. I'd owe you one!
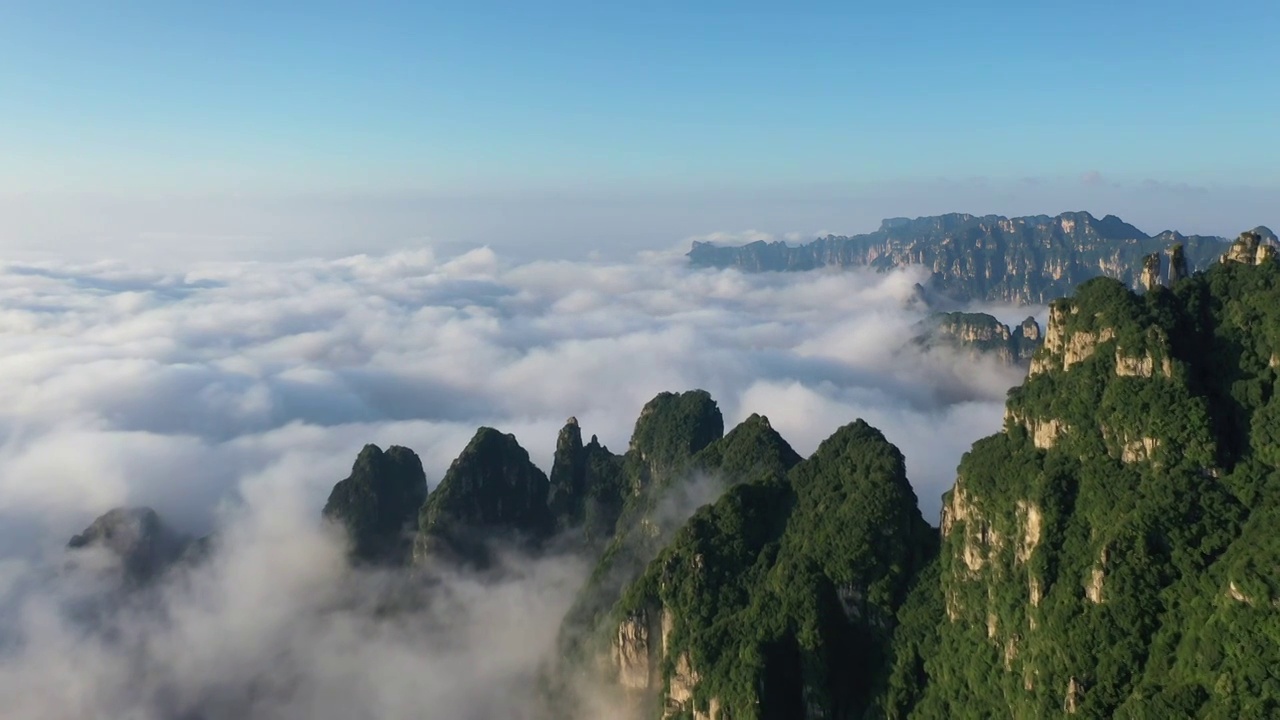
[882,249,1280,718]
[547,417,627,549]
[322,444,427,564]
[1139,253,1162,291]
[1222,230,1278,266]
[687,211,1231,305]
[913,312,1043,367]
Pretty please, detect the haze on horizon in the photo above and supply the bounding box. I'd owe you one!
[2,1,1278,263]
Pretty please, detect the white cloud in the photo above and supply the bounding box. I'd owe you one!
[0,247,1026,540]
[0,243,1033,718]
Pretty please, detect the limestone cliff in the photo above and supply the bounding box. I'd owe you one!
[913,312,1043,367]
[882,248,1280,718]
[1222,230,1278,266]
[687,211,1228,305]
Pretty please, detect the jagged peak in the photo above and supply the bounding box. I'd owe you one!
[556,417,584,452]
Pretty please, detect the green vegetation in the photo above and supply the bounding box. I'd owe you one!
[601,421,934,719]
[882,254,1280,718]
[414,427,554,566]
[321,444,428,565]
[547,417,627,549]
[556,392,749,658]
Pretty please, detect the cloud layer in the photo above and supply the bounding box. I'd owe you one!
[0,245,1024,540]
[0,244,1030,718]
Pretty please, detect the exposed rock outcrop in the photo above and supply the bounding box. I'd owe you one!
[1114,350,1173,379]
[1227,580,1255,606]
[1030,298,1122,377]
[1140,252,1162,291]
[1015,500,1042,564]
[1006,407,1068,449]
[613,608,658,690]
[1222,230,1276,265]
[1016,315,1042,345]
[547,417,625,548]
[1065,677,1085,714]
[912,312,1043,367]
[1086,566,1105,604]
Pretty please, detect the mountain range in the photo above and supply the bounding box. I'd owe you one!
[687,211,1279,305]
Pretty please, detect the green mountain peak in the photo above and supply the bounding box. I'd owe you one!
[414,427,553,567]
[322,443,427,565]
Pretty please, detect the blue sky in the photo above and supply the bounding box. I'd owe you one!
[1,1,1277,257]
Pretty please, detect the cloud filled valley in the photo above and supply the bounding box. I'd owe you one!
[0,244,1032,719]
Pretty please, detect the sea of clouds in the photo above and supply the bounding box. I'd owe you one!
[0,243,1033,719]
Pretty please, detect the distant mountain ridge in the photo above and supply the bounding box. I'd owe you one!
[687,211,1276,305]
